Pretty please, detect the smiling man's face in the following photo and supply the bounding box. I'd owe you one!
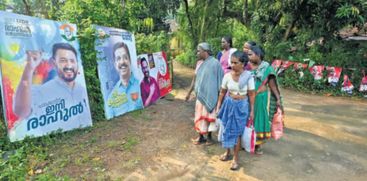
[114,47,131,77]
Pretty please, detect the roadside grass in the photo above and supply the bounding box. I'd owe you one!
[0,115,145,180]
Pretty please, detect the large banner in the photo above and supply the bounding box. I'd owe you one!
[0,11,92,141]
[137,51,172,107]
[95,25,143,119]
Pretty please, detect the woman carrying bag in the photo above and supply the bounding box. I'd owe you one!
[216,51,255,170]
[248,45,283,155]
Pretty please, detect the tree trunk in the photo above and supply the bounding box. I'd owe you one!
[121,0,125,11]
[215,0,225,37]
[199,0,209,42]
[283,18,296,41]
[182,0,197,46]
[243,0,248,25]
[22,0,32,16]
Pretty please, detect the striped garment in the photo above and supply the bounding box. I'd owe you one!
[218,96,249,148]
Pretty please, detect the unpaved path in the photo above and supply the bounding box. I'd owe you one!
[46,61,367,181]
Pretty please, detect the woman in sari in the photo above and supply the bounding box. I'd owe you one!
[248,45,282,155]
[216,51,255,170]
[218,36,237,74]
[242,41,257,70]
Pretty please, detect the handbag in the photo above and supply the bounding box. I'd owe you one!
[208,119,219,132]
[271,107,284,140]
[242,118,256,153]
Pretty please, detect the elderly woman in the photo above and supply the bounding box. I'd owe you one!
[216,50,255,170]
[248,45,282,155]
[191,42,224,145]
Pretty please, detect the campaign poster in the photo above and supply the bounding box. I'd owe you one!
[271,59,282,72]
[0,11,92,141]
[292,62,308,79]
[94,25,143,120]
[281,60,294,70]
[326,66,342,86]
[309,65,324,81]
[277,60,294,75]
[293,62,308,71]
[137,51,172,107]
[341,75,353,95]
[359,70,367,92]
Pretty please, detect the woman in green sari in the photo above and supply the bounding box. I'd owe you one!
[248,45,282,155]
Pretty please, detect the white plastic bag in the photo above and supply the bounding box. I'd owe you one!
[216,118,224,142]
[241,119,256,153]
[208,119,219,132]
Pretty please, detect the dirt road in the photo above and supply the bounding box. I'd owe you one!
[47,61,367,181]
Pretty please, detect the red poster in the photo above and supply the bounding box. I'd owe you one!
[309,65,324,80]
[271,59,282,71]
[293,62,308,71]
[137,51,172,107]
[277,60,294,74]
[326,66,342,86]
[281,60,294,69]
[158,51,172,97]
[359,71,367,92]
[341,75,354,94]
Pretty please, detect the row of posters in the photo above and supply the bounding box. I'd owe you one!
[95,25,171,119]
[272,59,367,94]
[0,12,171,141]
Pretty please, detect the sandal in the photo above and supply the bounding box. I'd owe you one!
[205,138,215,146]
[255,146,263,155]
[230,161,239,170]
[191,137,206,145]
[219,153,231,161]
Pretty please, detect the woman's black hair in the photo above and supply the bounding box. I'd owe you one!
[222,36,233,48]
[246,41,257,47]
[250,45,265,60]
[231,50,249,66]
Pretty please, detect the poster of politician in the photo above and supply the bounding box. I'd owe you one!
[137,51,172,107]
[95,25,143,119]
[0,11,93,141]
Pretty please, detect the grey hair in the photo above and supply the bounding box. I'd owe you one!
[197,42,212,55]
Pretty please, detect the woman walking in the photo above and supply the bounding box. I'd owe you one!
[191,42,224,145]
[248,45,282,155]
[216,51,255,170]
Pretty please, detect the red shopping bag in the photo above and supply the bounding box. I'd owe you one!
[271,107,284,140]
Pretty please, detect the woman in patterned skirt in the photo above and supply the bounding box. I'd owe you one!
[217,50,255,170]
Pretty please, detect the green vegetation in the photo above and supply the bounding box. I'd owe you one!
[176,0,367,95]
[0,0,366,179]
[0,0,176,179]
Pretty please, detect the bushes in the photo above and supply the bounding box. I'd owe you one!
[278,65,366,97]
[175,49,197,68]
[264,36,367,97]
[135,31,170,55]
